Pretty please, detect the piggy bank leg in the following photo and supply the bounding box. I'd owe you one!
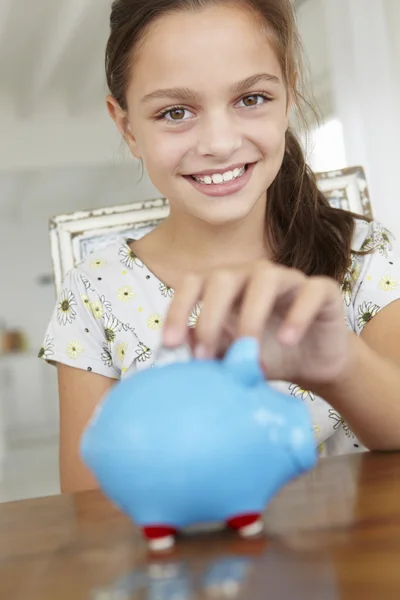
[227,513,264,538]
[143,526,177,552]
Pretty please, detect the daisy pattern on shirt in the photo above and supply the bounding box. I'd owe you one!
[328,409,353,438]
[349,256,361,282]
[38,335,54,359]
[104,313,121,344]
[100,295,112,313]
[119,244,144,269]
[90,259,107,269]
[379,275,398,292]
[289,384,315,402]
[328,409,343,431]
[116,285,136,302]
[341,253,361,307]
[135,341,152,362]
[57,289,77,325]
[101,343,113,367]
[188,304,201,328]
[356,301,380,330]
[116,342,127,362]
[90,301,104,320]
[159,283,174,298]
[375,227,393,257]
[341,277,352,307]
[81,295,91,310]
[79,273,95,291]
[361,225,393,257]
[67,341,83,359]
[148,314,163,330]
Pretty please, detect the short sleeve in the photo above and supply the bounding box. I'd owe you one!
[38,268,119,379]
[348,222,400,335]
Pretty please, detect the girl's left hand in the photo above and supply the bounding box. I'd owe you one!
[162,260,351,390]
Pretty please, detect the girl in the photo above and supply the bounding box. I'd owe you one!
[40,0,400,493]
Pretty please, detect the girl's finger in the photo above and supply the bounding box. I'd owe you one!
[163,273,204,346]
[238,262,305,339]
[194,268,249,358]
[277,276,340,345]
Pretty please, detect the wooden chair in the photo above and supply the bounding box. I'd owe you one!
[49,166,373,295]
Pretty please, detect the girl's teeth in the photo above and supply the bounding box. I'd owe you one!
[223,171,234,182]
[194,166,246,185]
[212,173,223,184]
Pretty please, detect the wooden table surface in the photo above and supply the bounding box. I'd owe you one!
[1,451,400,600]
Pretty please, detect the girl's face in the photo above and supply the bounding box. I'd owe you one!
[110,4,290,226]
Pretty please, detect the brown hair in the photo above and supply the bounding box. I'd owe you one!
[106,0,360,282]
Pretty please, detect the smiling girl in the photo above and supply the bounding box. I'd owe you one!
[40,0,400,493]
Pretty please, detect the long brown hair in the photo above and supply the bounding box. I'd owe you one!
[106,0,359,282]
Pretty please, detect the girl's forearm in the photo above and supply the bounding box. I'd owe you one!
[312,334,400,451]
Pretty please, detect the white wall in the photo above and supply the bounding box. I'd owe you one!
[0,92,129,171]
[385,0,400,108]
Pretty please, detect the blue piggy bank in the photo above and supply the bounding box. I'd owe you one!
[81,338,317,551]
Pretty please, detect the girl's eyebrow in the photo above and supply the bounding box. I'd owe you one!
[140,73,281,105]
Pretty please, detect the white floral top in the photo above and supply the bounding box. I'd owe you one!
[40,219,400,457]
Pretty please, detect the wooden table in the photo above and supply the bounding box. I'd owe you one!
[1,451,400,600]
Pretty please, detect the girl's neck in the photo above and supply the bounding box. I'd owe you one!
[132,199,269,287]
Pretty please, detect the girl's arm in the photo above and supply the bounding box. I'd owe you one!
[57,364,116,493]
[314,300,400,451]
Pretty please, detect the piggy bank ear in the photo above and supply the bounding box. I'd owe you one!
[223,337,265,386]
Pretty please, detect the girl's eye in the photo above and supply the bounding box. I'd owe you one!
[237,94,270,108]
[158,107,194,121]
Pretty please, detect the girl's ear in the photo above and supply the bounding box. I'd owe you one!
[106,94,142,159]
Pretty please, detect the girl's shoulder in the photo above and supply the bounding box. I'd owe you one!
[350,218,395,255]
[40,238,172,379]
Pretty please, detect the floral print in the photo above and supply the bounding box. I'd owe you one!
[159,283,174,298]
[119,244,144,269]
[38,335,54,359]
[101,343,113,367]
[328,409,353,439]
[39,220,400,458]
[188,304,201,328]
[67,341,83,359]
[104,313,121,344]
[79,273,94,291]
[289,384,315,402]
[116,342,127,362]
[356,301,380,330]
[148,314,163,330]
[136,342,152,362]
[57,289,77,325]
[81,295,91,309]
[379,275,398,292]
[90,301,104,320]
[116,285,135,302]
[361,224,393,257]
[90,259,106,269]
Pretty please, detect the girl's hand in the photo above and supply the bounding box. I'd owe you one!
[162,260,351,390]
